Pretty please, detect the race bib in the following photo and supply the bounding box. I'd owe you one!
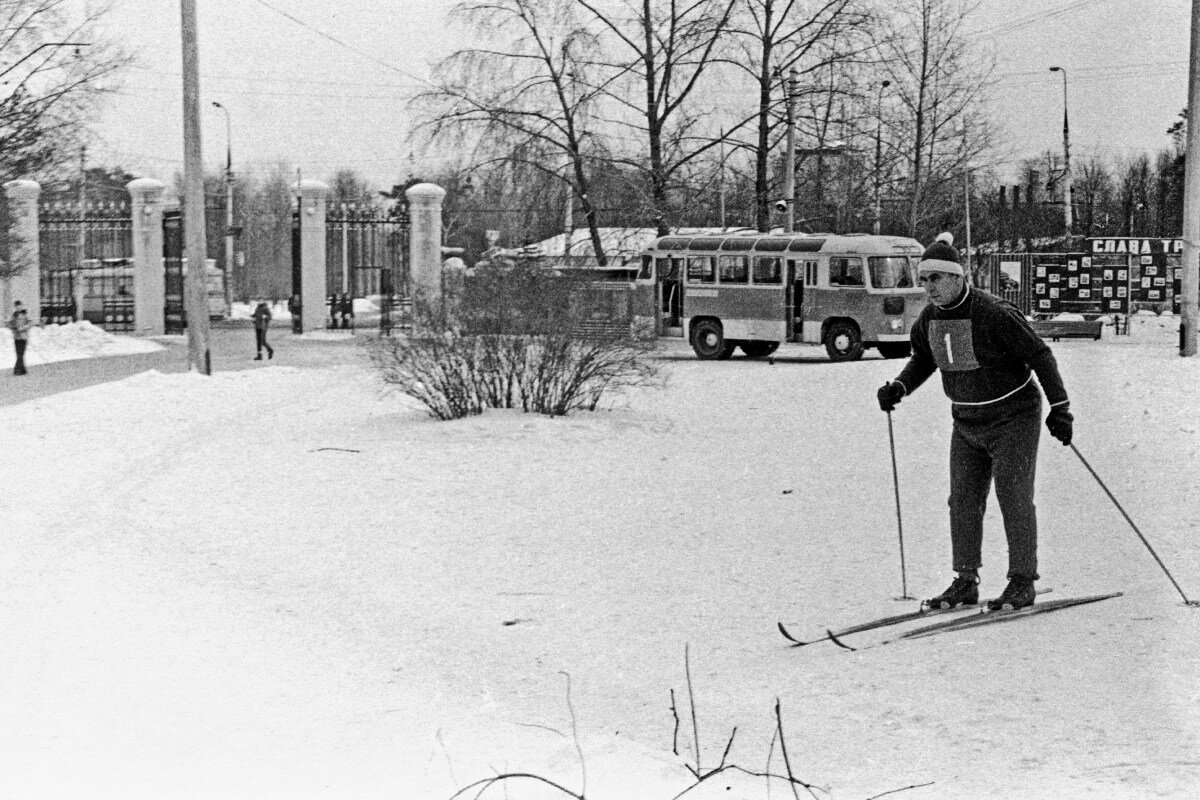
[927,319,980,372]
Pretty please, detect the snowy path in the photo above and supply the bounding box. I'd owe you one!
[1,317,1197,799]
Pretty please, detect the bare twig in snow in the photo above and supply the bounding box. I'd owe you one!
[865,781,935,799]
[685,643,702,777]
[560,671,587,798]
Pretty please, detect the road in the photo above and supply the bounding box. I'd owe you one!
[0,320,369,408]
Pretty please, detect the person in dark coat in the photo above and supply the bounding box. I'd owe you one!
[9,301,33,375]
[287,294,302,333]
[877,233,1072,612]
[252,300,275,360]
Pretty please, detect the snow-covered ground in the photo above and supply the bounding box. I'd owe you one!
[0,320,163,367]
[1,314,1198,800]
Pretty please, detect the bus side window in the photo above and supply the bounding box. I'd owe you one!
[830,257,864,287]
[804,260,818,286]
[687,256,715,283]
[753,256,782,284]
[719,255,749,284]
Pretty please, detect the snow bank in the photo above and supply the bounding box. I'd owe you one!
[0,320,163,367]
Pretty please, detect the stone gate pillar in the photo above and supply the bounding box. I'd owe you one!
[293,179,329,333]
[127,178,167,335]
[3,179,41,320]
[406,183,446,322]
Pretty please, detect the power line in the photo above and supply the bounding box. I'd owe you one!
[246,0,430,88]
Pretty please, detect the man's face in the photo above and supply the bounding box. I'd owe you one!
[919,270,965,306]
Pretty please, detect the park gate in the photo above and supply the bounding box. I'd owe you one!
[324,203,410,332]
[38,201,135,331]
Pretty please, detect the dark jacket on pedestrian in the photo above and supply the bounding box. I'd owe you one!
[252,302,273,330]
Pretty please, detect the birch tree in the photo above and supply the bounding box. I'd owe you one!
[412,0,610,263]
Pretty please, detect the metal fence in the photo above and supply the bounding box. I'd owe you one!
[325,203,410,299]
[38,202,134,331]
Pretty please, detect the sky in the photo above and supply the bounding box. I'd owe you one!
[82,0,1192,192]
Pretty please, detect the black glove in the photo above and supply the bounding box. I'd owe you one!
[1046,404,1073,446]
[877,381,906,412]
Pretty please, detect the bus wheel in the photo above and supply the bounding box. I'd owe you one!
[740,341,779,358]
[824,321,864,361]
[877,343,912,359]
[691,319,735,360]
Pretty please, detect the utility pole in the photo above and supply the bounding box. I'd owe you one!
[874,80,890,235]
[1180,1,1200,356]
[77,145,86,293]
[718,127,726,229]
[212,100,234,313]
[782,69,797,234]
[180,0,212,373]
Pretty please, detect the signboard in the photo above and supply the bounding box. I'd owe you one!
[1174,264,1184,314]
[1030,253,1090,314]
[1096,254,1130,314]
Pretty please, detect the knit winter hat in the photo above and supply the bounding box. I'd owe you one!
[917,232,962,276]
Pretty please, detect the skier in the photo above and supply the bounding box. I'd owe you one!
[252,300,275,360]
[876,233,1073,612]
[8,300,32,375]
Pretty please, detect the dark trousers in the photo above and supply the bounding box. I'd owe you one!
[948,384,1042,580]
[13,338,27,374]
[255,327,273,356]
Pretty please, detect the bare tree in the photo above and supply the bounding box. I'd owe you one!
[724,0,871,231]
[879,0,993,238]
[0,1,129,182]
[573,0,736,233]
[412,0,610,263]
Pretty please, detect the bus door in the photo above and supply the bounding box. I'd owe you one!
[790,259,818,342]
[657,255,684,336]
[785,259,798,340]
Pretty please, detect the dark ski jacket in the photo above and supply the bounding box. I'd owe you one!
[895,287,1068,410]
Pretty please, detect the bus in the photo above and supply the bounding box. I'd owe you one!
[639,232,926,361]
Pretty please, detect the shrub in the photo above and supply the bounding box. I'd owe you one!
[368,262,661,420]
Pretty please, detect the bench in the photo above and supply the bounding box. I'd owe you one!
[1029,319,1103,341]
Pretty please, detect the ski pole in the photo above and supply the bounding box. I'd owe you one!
[1069,443,1197,606]
[886,410,914,600]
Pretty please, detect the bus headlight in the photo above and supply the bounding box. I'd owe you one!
[889,318,903,332]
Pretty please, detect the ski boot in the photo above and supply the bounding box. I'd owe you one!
[924,572,979,610]
[986,576,1036,612]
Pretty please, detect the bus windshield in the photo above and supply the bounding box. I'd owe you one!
[869,256,914,289]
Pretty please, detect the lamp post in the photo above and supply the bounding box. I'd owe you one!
[874,79,890,235]
[211,101,234,311]
[1049,66,1072,237]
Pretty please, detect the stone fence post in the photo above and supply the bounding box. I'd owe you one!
[294,179,329,333]
[127,178,167,335]
[406,183,446,324]
[3,179,41,319]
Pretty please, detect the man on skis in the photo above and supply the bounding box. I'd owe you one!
[876,232,1074,612]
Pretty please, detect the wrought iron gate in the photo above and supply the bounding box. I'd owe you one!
[324,203,410,332]
[38,201,134,331]
[163,209,185,333]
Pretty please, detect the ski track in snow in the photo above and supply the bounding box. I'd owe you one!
[1,314,1198,799]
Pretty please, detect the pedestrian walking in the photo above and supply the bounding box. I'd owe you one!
[9,300,33,375]
[252,300,275,360]
[876,233,1073,612]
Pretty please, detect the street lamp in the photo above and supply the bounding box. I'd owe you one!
[874,79,890,235]
[1049,66,1072,236]
[211,101,234,311]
